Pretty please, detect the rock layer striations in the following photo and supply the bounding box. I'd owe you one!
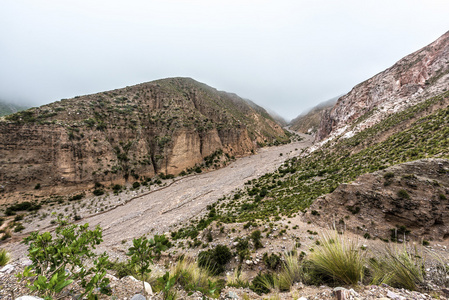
[0,78,288,194]
[317,30,449,142]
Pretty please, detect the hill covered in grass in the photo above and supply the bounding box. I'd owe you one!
[175,90,449,239]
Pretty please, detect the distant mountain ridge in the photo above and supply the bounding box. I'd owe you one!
[289,96,339,134]
[317,30,449,142]
[0,77,289,194]
[0,100,27,117]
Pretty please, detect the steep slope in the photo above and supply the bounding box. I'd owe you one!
[317,30,449,141]
[306,159,449,241]
[289,96,338,134]
[0,100,27,117]
[0,77,288,194]
[210,90,449,223]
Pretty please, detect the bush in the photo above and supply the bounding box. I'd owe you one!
[308,231,366,285]
[68,193,85,201]
[17,218,110,299]
[251,230,263,249]
[198,244,232,275]
[132,182,141,189]
[14,223,25,232]
[383,172,395,180]
[397,189,410,199]
[107,259,136,279]
[263,253,281,270]
[112,184,123,194]
[93,189,105,196]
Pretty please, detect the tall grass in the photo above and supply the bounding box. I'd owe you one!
[0,249,10,266]
[308,231,366,285]
[370,244,425,290]
[171,257,222,297]
[277,253,303,291]
[226,268,250,288]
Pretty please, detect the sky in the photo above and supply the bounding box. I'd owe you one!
[1,1,449,120]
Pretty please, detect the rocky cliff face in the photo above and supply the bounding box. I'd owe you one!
[306,159,449,241]
[316,30,449,142]
[0,78,288,194]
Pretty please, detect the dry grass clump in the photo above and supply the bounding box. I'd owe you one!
[308,231,366,285]
[226,268,250,288]
[171,257,223,297]
[0,249,10,266]
[370,244,425,290]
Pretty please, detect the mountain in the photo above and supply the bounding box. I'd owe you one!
[316,30,449,142]
[0,100,27,117]
[0,77,288,194]
[289,96,339,134]
[217,89,449,239]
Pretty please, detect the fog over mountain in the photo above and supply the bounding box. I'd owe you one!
[1,1,449,119]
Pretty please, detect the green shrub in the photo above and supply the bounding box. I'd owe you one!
[250,230,263,249]
[68,193,85,201]
[17,218,110,299]
[263,253,281,270]
[107,259,136,279]
[198,244,232,275]
[383,172,395,180]
[14,214,24,221]
[397,189,410,199]
[112,184,123,194]
[277,253,303,291]
[14,223,25,232]
[93,189,105,196]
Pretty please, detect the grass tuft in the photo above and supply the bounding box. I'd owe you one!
[0,249,10,266]
[370,244,425,290]
[308,231,366,285]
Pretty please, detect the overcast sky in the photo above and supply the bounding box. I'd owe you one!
[1,1,449,120]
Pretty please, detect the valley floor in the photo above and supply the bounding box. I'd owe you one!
[3,134,313,260]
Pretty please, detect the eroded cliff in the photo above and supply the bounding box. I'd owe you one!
[0,78,288,195]
[316,30,449,142]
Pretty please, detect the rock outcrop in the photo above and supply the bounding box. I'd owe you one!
[0,77,288,195]
[316,30,449,142]
[306,159,449,241]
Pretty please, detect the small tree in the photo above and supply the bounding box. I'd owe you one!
[127,235,169,298]
[127,237,153,298]
[17,218,110,299]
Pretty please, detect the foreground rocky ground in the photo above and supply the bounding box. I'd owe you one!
[2,134,449,299]
[1,260,448,300]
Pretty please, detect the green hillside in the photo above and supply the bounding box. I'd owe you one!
[183,90,449,229]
